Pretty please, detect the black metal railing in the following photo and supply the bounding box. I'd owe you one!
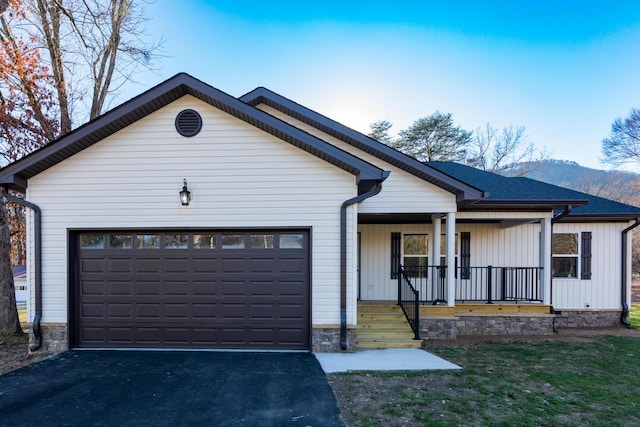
[455,266,543,303]
[401,265,448,304]
[398,264,543,305]
[397,265,420,339]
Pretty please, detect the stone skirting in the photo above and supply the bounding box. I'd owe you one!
[420,314,555,341]
[28,323,68,355]
[312,327,357,352]
[26,324,355,353]
[420,309,624,341]
[552,310,622,328]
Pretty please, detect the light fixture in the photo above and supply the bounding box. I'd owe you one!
[180,179,191,206]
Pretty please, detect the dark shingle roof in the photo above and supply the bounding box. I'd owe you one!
[428,161,640,220]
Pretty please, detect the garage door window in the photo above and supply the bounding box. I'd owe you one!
[194,234,216,249]
[137,234,160,249]
[280,233,304,249]
[221,234,245,249]
[165,234,188,249]
[251,234,274,249]
[109,234,132,249]
[81,234,104,249]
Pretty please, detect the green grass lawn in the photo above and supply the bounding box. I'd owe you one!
[330,334,640,427]
[630,304,640,329]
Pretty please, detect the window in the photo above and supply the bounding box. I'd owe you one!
[137,234,160,249]
[251,234,274,249]
[280,234,304,249]
[109,234,132,249]
[403,234,428,277]
[552,233,593,279]
[81,233,104,249]
[439,234,459,266]
[194,234,216,249]
[221,234,245,249]
[165,234,188,249]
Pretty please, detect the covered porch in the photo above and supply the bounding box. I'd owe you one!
[356,211,555,345]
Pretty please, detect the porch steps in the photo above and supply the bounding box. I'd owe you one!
[357,305,422,349]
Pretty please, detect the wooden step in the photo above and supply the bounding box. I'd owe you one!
[357,338,422,349]
[357,303,422,350]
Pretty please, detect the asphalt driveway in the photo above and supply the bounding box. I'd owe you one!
[0,350,343,426]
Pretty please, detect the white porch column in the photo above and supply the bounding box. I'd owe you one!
[431,215,442,297]
[446,212,456,306]
[540,217,552,305]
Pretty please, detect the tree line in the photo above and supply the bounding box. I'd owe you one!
[367,113,547,175]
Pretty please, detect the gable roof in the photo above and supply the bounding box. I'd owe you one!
[428,161,640,220]
[0,73,387,192]
[240,87,484,204]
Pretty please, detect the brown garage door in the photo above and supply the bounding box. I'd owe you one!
[74,230,310,350]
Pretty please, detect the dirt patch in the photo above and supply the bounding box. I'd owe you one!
[0,334,53,376]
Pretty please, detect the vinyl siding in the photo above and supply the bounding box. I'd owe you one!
[359,221,628,310]
[552,222,627,310]
[257,105,457,213]
[359,222,543,301]
[26,95,358,326]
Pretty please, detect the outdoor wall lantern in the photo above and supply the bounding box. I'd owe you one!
[180,179,191,206]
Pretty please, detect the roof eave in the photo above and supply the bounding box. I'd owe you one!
[460,199,589,211]
[0,73,387,188]
[240,87,485,203]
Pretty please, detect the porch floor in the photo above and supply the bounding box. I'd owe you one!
[358,301,553,317]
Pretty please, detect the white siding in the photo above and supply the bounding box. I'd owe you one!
[257,105,457,213]
[359,222,542,300]
[552,222,628,310]
[359,220,629,310]
[26,96,359,326]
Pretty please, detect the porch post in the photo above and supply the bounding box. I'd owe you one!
[540,217,552,305]
[445,212,456,306]
[429,215,442,272]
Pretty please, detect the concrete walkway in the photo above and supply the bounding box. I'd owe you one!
[315,348,461,373]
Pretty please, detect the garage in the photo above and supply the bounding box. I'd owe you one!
[73,230,310,350]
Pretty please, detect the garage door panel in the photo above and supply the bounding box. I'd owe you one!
[81,258,106,274]
[108,303,133,319]
[108,258,133,273]
[76,230,309,350]
[81,281,105,296]
[137,281,161,296]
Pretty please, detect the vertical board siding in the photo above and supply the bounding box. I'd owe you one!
[552,223,626,310]
[359,222,542,301]
[360,221,628,310]
[257,105,456,213]
[27,96,357,325]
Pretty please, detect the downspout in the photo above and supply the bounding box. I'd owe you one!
[340,175,388,350]
[550,205,572,313]
[621,218,640,326]
[3,190,43,351]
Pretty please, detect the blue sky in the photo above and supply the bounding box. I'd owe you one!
[120,1,640,170]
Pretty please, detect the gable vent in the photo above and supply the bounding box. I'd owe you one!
[175,109,202,137]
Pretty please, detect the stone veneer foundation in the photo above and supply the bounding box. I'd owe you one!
[312,327,357,352]
[29,325,356,354]
[28,323,68,354]
[420,310,624,341]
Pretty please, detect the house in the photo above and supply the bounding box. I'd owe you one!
[1,73,638,354]
[13,265,27,303]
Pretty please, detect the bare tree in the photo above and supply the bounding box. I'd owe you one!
[601,108,640,167]
[467,124,547,175]
[0,0,159,336]
[27,0,160,129]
